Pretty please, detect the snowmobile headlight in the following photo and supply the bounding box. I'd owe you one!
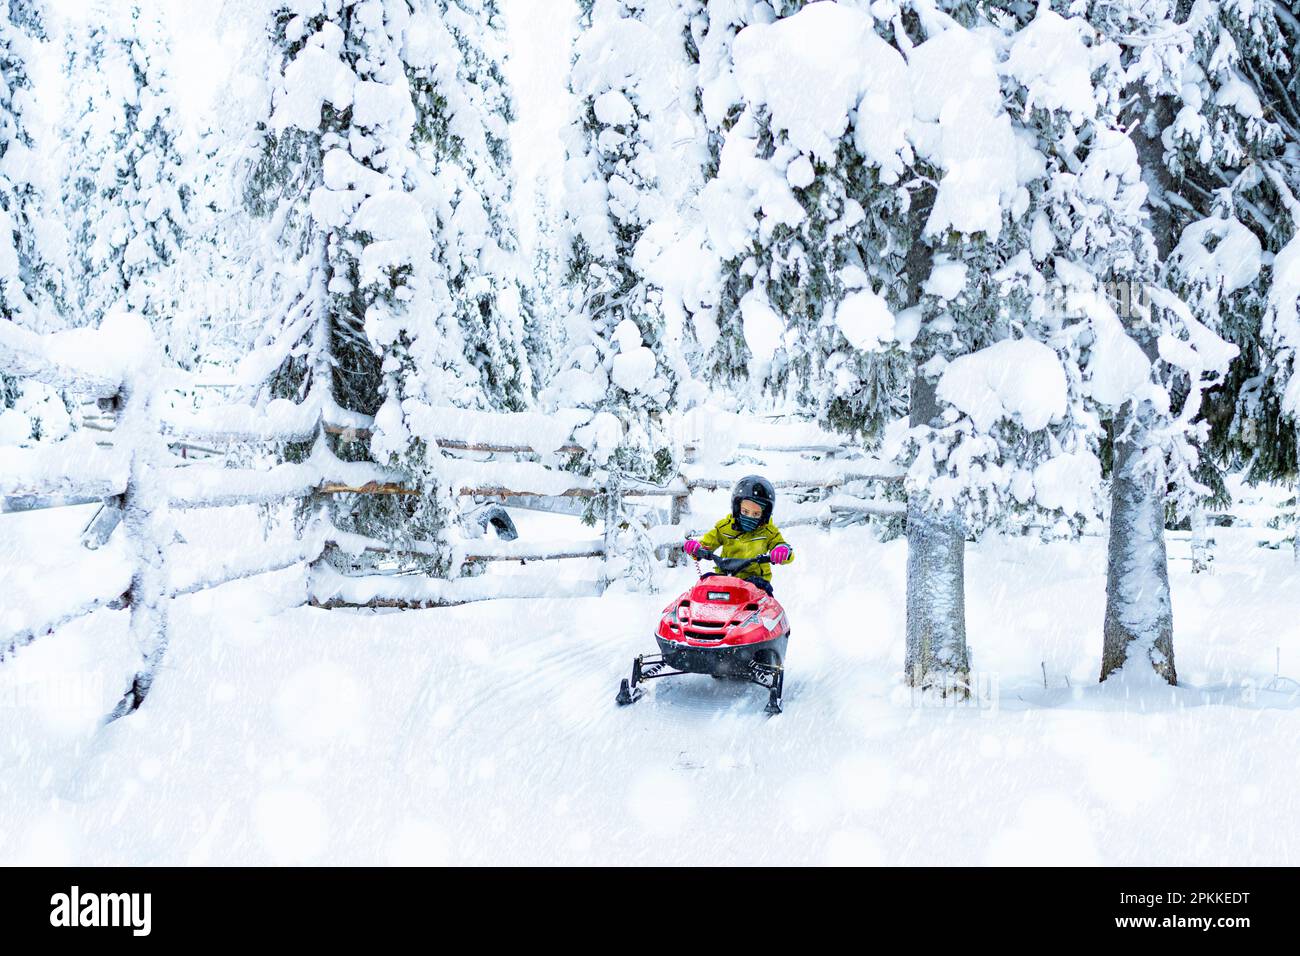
[761,614,779,631]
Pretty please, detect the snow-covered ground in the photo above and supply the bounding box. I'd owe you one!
[1,502,1298,865]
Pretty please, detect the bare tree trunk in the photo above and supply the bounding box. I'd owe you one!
[1101,399,1176,683]
[905,367,970,695]
[905,496,969,692]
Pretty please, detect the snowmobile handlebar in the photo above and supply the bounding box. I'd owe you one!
[694,548,771,575]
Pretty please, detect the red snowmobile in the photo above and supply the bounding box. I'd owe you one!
[615,549,790,715]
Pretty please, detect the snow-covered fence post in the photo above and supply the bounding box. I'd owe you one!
[80,496,124,549]
[667,488,687,567]
[81,395,127,549]
[1190,501,1212,574]
[1293,479,1300,566]
[599,471,623,591]
[104,314,171,721]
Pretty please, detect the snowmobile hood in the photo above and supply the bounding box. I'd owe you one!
[688,576,764,606]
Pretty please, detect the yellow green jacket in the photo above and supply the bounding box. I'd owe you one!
[697,516,794,583]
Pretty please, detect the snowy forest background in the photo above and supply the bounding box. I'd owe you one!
[3,0,1300,865]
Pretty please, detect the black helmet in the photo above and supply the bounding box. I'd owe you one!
[731,474,776,526]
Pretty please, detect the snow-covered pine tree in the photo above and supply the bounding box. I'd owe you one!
[1150,0,1300,559]
[1,0,71,444]
[1138,0,1294,560]
[240,0,483,566]
[60,13,130,326]
[173,4,307,381]
[61,2,198,364]
[167,128,261,374]
[0,0,62,332]
[689,0,913,441]
[556,0,706,585]
[525,191,565,390]
[407,0,534,411]
[1098,98,1187,682]
[1059,0,1246,681]
[876,2,1239,693]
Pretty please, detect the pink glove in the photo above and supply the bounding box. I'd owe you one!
[770,545,791,565]
[684,539,702,558]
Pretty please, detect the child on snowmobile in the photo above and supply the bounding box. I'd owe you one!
[683,475,794,595]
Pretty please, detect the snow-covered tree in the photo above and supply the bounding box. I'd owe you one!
[1159,0,1294,561]
[555,0,708,584]
[844,2,1232,692]
[408,0,534,411]
[689,0,913,441]
[165,129,261,372]
[61,14,130,325]
[1142,0,1300,557]
[524,191,565,389]
[61,3,199,363]
[0,0,63,334]
[1,0,71,443]
[1048,0,1260,680]
[240,0,481,565]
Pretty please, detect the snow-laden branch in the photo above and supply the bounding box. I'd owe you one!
[1275,0,1300,29]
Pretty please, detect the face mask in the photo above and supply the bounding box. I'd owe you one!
[737,514,760,532]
